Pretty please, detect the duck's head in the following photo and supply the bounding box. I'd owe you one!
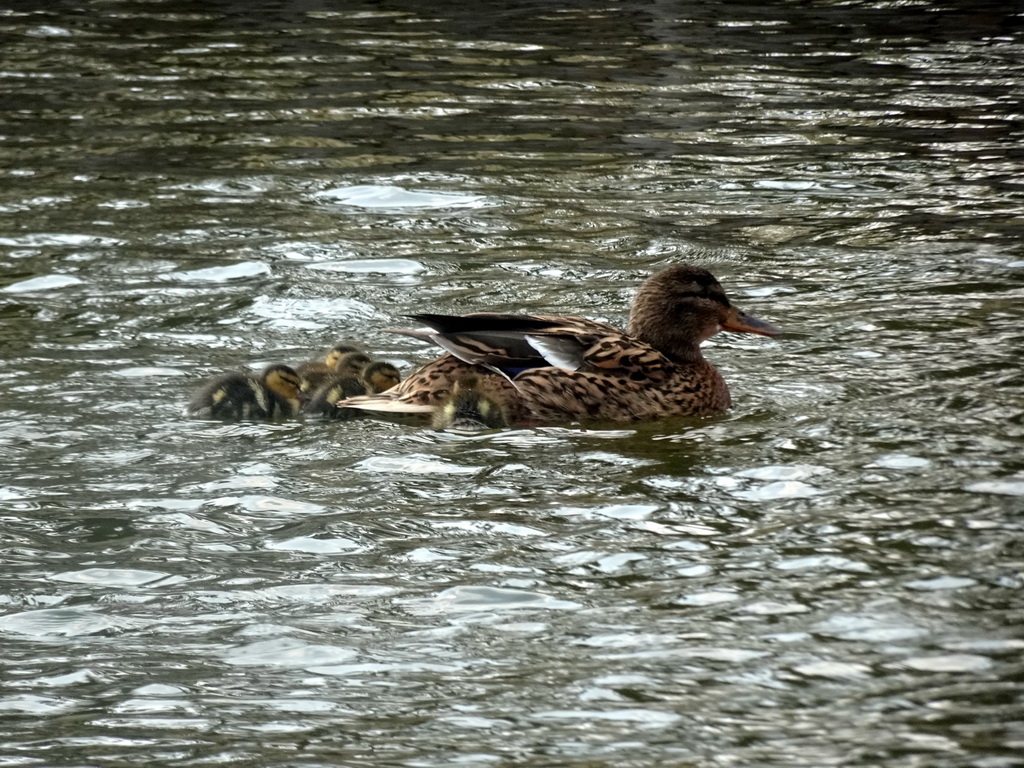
[334,351,373,377]
[628,265,779,361]
[362,361,401,393]
[323,342,363,369]
[261,364,304,404]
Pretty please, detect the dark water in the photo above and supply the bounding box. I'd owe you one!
[2,1,1023,766]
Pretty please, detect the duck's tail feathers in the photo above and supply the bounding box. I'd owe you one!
[384,327,435,343]
[336,395,435,414]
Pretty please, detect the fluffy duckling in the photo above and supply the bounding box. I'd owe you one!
[304,375,368,420]
[361,360,401,394]
[305,359,402,419]
[333,351,373,379]
[432,374,509,430]
[296,342,364,391]
[187,364,304,420]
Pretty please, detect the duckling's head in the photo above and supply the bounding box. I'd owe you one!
[628,265,779,361]
[362,361,401,393]
[323,342,364,369]
[432,374,509,430]
[261,364,304,404]
[333,351,373,377]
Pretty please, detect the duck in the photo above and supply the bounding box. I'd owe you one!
[187,364,304,420]
[361,360,402,393]
[304,359,403,419]
[303,375,368,420]
[333,351,373,379]
[337,264,779,424]
[296,342,364,391]
[432,374,510,430]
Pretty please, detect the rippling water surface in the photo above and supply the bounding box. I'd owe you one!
[2,1,1023,766]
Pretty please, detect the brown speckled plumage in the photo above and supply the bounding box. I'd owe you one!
[339,265,779,424]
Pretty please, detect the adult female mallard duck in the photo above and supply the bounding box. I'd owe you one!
[187,364,304,420]
[339,265,779,424]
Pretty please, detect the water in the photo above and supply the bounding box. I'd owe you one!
[2,1,1023,766]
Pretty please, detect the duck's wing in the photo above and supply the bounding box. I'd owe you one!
[561,335,674,381]
[392,312,629,379]
[339,314,673,418]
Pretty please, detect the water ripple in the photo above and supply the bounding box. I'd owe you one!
[1,2,1020,765]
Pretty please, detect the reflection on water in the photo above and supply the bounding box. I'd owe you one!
[2,0,1023,765]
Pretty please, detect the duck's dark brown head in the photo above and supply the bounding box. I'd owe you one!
[628,265,779,361]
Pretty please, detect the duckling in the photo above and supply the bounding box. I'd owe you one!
[303,375,368,420]
[296,342,364,391]
[333,350,373,378]
[187,364,304,421]
[361,360,402,393]
[305,359,402,420]
[432,374,509,430]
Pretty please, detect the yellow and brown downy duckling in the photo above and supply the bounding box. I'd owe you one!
[337,264,780,425]
[304,358,402,420]
[361,360,401,393]
[295,342,364,391]
[333,351,373,379]
[432,374,509,430]
[187,363,304,421]
[304,375,369,421]
[299,350,374,396]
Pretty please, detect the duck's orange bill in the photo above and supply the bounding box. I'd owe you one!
[722,307,781,337]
